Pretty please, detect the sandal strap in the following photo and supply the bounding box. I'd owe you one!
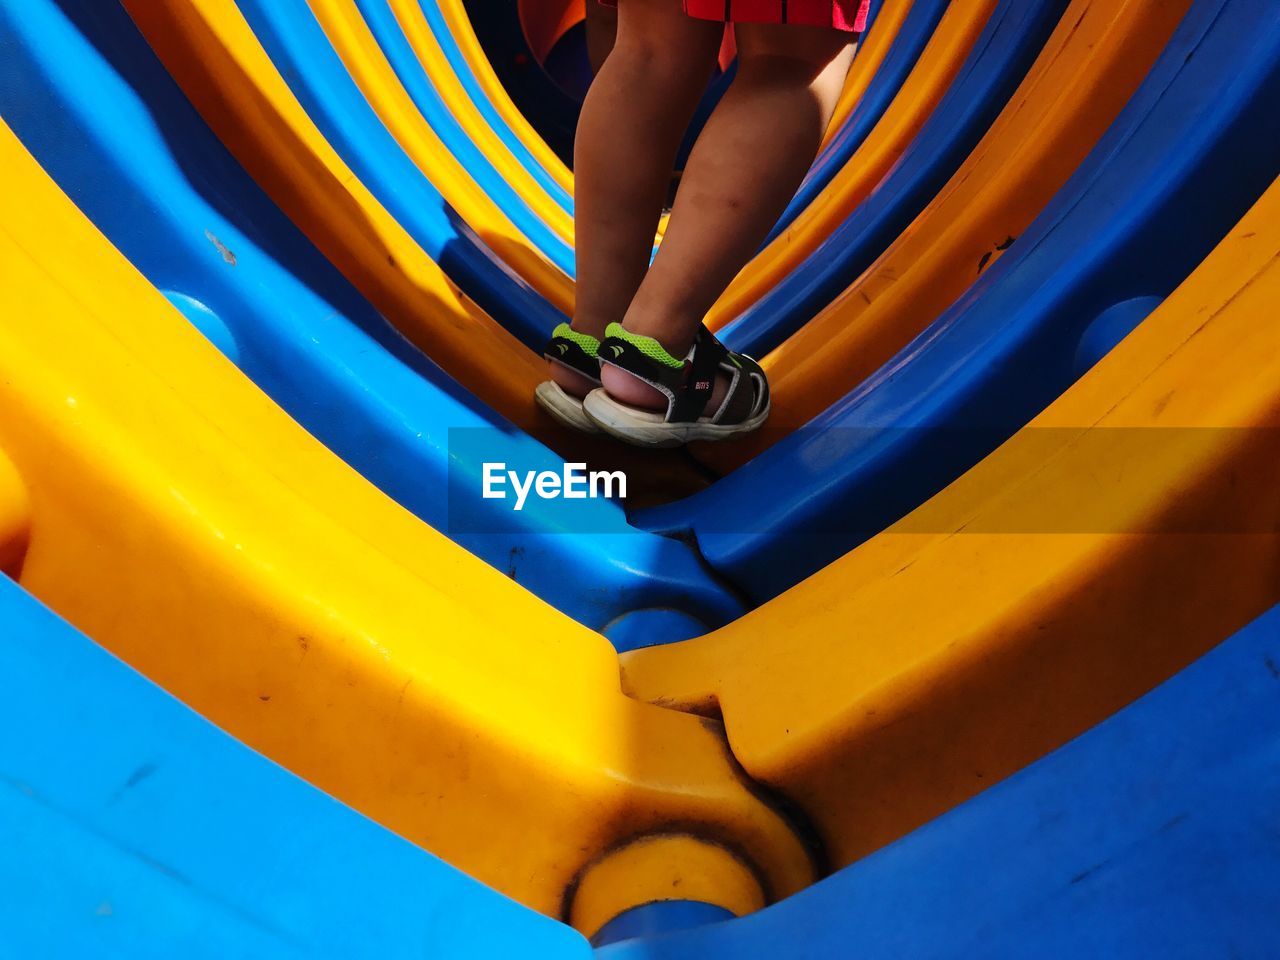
[671,327,725,422]
[598,323,768,425]
[709,350,769,426]
[543,322,601,384]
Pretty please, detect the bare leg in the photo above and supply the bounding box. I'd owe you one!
[551,0,722,399]
[602,22,855,412]
[583,1,617,73]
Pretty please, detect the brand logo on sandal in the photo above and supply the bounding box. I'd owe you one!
[483,462,627,511]
[607,345,624,358]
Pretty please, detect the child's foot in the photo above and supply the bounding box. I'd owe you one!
[584,322,770,448]
[536,322,603,433]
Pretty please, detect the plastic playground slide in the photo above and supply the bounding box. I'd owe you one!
[640,0,1280,602]
[625,171,1280,873]
[716,0,1072,355]
[607,602,1280,958]
[0,0,740,645]
[0,576,588,958]
[4,0,1279,951]
[12,0,1039,641]
[116,0,709,493]
[705,0,1193,471]
[13,0,1019,639]
[708,0,970,323]
[0,123,814,927]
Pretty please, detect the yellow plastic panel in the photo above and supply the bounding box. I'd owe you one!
[700,0,1189,473]
[307,0,577,252]
[624,177,1280,872]
[416,0,576,196]
[120,0,703,496]
[708,0,999,327]
[0,123,814,924]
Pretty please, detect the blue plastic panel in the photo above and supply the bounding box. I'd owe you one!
[0,576,588,959]
[641,0,1280,603]
[721,0,1071,356]
[0,0,743,645]
[601,603,1280,959]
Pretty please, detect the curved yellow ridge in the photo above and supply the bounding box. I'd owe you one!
[698,0,1191,473]
[0,121,813,926]
[624,175,1280,872]
[120,0,705,496]
[307,0,579,257]
[708,0,999,328]
[416,0,577,196]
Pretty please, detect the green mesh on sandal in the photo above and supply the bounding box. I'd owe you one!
[551,322,600,355]
[603,322,683,369]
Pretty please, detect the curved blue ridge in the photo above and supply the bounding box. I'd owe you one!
[764,0,951,242]
[0,0,744,645]
[373,0,574,211]
[602,603,1280,959]
[720,0,1071,356]
[0,578,589,959]
[639,0,1280,604]
[352,0,578,248]
[232,0,572,347]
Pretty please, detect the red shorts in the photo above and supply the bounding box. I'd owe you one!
[601,0,871,33]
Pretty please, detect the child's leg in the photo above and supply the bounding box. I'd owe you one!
[552,0,722,398]
[602,22,855,411]
[583,1,617,74]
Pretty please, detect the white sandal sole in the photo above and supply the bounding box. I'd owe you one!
[582,388,770,448]
[535,381,600,434]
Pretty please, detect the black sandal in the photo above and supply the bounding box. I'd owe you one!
[583,322,770,448]
[535,322,602,433]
